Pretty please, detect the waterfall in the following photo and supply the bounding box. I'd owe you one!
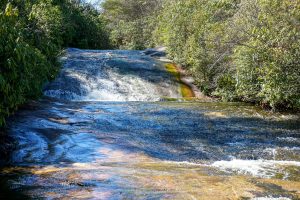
[44,48,181,101]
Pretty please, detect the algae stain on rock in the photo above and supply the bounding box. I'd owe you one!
[165,63,195,99]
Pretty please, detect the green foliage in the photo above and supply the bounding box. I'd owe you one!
[0,0,110,126]
[1,0,299,128]
[102,0,300,110]
[102,0,161,49]
[232,0,300,109]
[0,3,50,126]
[153,0,239,95]
[58,1,110,49]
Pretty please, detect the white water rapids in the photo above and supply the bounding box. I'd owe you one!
[44,48,181,101]
[1,48,300,200]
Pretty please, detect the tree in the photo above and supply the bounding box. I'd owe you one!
[0,0,110,126]
[101,0,162,49]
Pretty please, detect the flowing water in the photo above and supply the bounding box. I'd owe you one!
[1,49,300,200]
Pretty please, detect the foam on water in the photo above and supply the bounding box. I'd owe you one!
[212,159,300,178]
[44,48,181,101]
[3,48,300,199]
[251,197,291,200]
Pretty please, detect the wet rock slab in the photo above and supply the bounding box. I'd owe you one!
[1,49,300,199]
[0,100,299,199]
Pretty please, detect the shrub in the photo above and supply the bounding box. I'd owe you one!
[0,1,110,126]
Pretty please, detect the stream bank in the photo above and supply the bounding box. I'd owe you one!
[1,48,299,199]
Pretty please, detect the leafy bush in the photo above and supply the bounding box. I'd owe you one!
[110,0,299,110]
[58,1,110,49]
[0,3,53,126]
[102,0,161,49]
[154,0,239,95]
[0,1,110,126]
[232,0,300,109]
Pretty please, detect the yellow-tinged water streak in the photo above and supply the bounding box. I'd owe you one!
[165,63,195,99]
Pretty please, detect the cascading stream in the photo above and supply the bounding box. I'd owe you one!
[1,48,300,200]
[44,48,181,101]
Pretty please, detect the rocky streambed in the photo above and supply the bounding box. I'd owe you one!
[1,48,299,199]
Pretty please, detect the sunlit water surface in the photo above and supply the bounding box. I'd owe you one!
[1,49,300,200]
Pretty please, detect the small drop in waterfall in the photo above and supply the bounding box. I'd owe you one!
[44,48,181,101]
[1,48,300,200]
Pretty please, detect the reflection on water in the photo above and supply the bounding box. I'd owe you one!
[1,49,300,199]
[1,101,299,199]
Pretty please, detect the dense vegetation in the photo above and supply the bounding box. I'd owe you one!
[102,0,162,49]
[0,0,110,126]
[102,0,300,110]
[1,0,299,127]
